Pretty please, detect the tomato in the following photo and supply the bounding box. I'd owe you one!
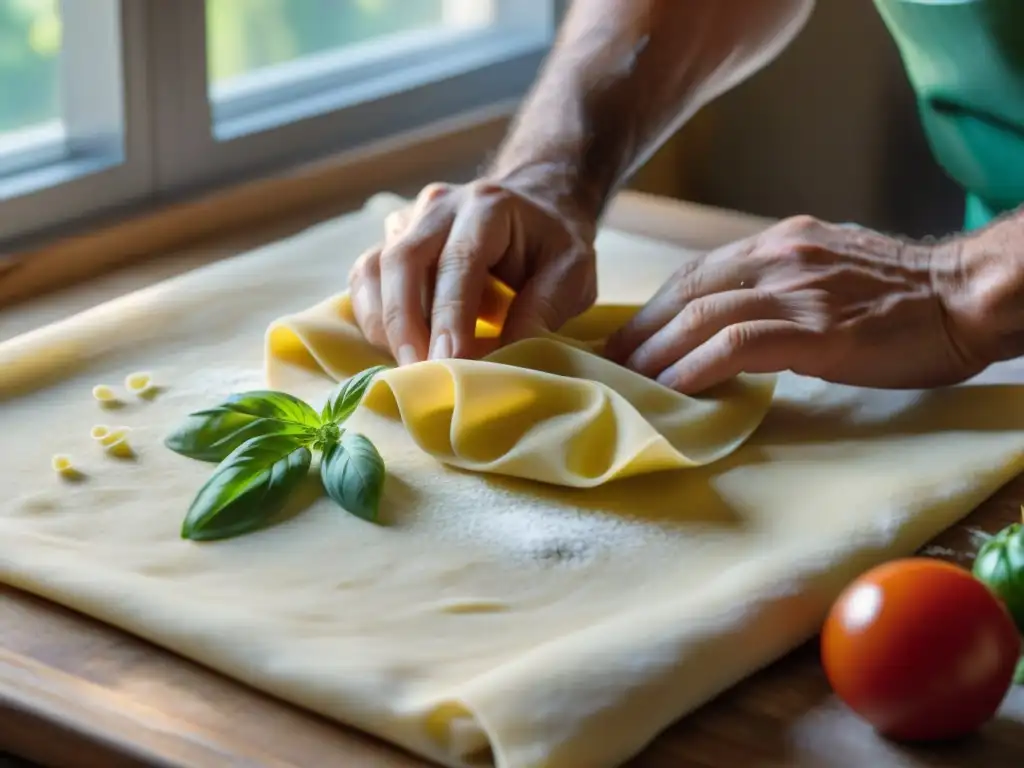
[821,557,1019,742]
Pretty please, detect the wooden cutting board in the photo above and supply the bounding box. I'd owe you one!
[2,192,1023,768]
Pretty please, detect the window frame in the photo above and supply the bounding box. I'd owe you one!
[0,0,560,250]
[0,0,153,244]
[151,0,554,196]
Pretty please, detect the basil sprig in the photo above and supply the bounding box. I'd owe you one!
[166,367,388,541]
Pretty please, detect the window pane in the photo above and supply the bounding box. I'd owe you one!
[0,0,61,135]
[206,0,496,88]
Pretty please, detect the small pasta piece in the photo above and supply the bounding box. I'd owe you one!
[105,433,135,460]
[124,371,155,397]
[51,454,83,480]
[92,384,121,406]
[91,425,134,458]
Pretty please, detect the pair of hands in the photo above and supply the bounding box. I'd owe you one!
[349,179,989,393]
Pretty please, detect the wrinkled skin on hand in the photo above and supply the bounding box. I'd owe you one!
[348,180,597,366]
[604,215,987,394]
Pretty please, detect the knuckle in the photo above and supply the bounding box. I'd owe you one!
[667,269,699,305]
[349,249,380,282]
[469,179,507,200]
[419,182,451,204]
[678,298,712,330]
[381,301,407,335]
[438,241,476,273]
[533,294,562,328]
[722,323,753,353]
[379,243,415,270]
[385,210,411,238]
[777,214,820,235]
[431,296,470,326]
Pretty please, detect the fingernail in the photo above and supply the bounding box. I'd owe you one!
[397,344,418,366]
[430,332,452,360]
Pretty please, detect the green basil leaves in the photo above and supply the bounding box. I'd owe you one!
[164,390,320,462]
[321,365,388,424]
[182,435,312,541]
[166,367,389,541]
[321,432,386,523]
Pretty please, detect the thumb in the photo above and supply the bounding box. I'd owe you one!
[500,259,596,345]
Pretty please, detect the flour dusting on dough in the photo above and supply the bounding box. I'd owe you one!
[431,489,661,568]
[163,367,266,402]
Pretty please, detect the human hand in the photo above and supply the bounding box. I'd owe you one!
[604,215,989,393]
[348,179,597,366]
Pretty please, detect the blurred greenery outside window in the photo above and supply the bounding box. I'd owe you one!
[0,1,550,245]
[0,0,61,135]
[0,0,482,137]
[206,0,457,87]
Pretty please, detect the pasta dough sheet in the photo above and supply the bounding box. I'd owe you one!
[2,193,1024,768]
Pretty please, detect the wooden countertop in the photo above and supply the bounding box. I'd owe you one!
[2,190,1022,768]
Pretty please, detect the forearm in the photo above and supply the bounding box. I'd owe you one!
[488,0,815,222]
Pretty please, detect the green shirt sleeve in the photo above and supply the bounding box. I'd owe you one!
[873,0,1024,230]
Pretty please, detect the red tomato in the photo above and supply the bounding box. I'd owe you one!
[821,557,1019,741]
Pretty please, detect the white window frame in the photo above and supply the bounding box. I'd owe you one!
[0,0,153,244]
[0,0,560,249]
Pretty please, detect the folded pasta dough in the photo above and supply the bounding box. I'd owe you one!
[266,293,776,486]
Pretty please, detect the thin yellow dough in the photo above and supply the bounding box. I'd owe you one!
[3,192,1024,768]
[267,293,775,487]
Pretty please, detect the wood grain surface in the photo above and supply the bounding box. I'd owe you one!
[2,192,1022,768]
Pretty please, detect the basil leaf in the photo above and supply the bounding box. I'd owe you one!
[320,431,385,523]
[182,434,312,541]
[166,390,320,462]
[322,366,388,425]
[1015,654,1024,686]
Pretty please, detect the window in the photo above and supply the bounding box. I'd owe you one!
[0,0,62,177]
[0,0,149,243]
[0,0,557,246]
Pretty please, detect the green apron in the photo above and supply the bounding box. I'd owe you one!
[873,0,1024,230]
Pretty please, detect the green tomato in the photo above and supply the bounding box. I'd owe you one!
[973,522,1024,633]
